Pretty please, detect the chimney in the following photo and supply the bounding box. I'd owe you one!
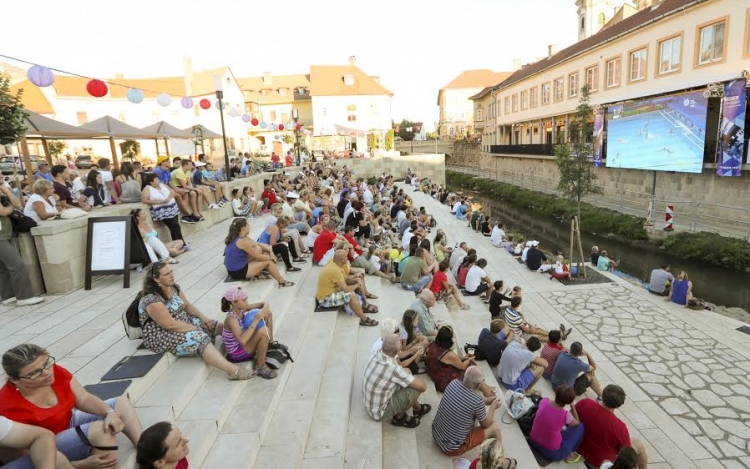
[548,44,559,58]
[349,56,357,66]
[512,59,522,71]
[262,72,272,85]
[182,56,194,96]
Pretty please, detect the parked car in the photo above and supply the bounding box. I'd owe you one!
[0,155,40,175]
[75,155,93,169]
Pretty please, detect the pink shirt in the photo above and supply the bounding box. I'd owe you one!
[529,397,573,451]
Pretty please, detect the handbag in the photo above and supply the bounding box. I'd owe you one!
[8,209,37,234]
[502,389,535,423]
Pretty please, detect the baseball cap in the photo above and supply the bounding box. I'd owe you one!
[223,286,248,302]
[195,161,206,167]
[157,156,169,165]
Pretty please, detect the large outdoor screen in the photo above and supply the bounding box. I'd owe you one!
[606,90,708,173]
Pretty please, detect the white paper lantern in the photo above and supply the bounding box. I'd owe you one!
[157,93,172,107]
[215,100,224,110]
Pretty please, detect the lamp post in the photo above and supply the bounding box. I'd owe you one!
[407,127,413,153]
[214,74,232,181]
[292,109,301,166]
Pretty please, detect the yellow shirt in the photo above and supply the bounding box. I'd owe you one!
[316,262,345,300]
[171,168,188,187]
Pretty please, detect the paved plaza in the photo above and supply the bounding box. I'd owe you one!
[0,184,749,468]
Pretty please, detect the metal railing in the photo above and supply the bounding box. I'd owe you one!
[447,164,750,240]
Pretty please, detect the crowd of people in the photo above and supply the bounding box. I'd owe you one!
[0,160,662,468]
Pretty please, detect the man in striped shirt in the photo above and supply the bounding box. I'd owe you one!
[363,335,430,428]
[432,367,502,456]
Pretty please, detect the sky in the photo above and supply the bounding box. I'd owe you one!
[2,0,578,131]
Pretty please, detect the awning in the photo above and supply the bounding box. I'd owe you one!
[181,124,222,139]
[140,121,195,138]
[80,116,156,138]
[23,110,107,138]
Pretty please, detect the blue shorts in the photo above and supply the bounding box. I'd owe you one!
[502,368,535,391]
[3,398,118,468]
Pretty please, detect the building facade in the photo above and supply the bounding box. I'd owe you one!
[437,70,511,141]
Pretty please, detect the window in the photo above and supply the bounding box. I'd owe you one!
[585,65,599,92]
[347,115,357,122]
[520,90,528,110]
[281,113,288,123]
[530,87,538,108]
[347,104,357,111]
[76,112,88,125]
[504,97,510,114]
[511,94,518,112]
[629,48,647,82]
[697,19,727,65]
[476,109,483,121]
[553,77,564,102]
[279,88,288,96]
[658,34,682,74]
[343,74,355,86]
[569,73,579,98]
[541,83,550,105]
[269,111,277,121]
[449,127,454,136]
[605,57,621,88]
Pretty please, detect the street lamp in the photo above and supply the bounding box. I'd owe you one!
[292,109,301,166]
[406,127,413,153]
[214,74,232,181]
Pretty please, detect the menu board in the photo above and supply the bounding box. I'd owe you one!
[85,216,132,290]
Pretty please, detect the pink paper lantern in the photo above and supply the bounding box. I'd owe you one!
[86,79,108,98]
[181,96,194,109]
[199,99,211,110]
[296,124,302,130]
[278,124,285,131]
[27,65,55,87]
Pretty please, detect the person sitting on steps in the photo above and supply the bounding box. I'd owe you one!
[315,249,379,327]
[222,218,294,286]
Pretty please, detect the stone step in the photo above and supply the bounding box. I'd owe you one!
[179,419,220,468]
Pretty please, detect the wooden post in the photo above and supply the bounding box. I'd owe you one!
[109,137,119,167]
[576,217,587,278]
[20,136,34,184]
[155,139,160,157]
[569,218,575,276]
[164,137,170,156]
[41,138,52,164]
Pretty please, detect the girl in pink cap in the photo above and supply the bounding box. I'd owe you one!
[220,287,277,379]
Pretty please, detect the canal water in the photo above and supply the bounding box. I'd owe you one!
[468,192,750,311]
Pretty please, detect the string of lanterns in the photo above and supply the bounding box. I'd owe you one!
[23,61,312,136]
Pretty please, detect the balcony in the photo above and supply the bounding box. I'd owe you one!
[489,143,555,156]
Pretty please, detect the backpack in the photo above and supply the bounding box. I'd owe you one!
[265,342,294,369]
[463,343,486,361]
[517,402,540,436]
[122,285,180,340]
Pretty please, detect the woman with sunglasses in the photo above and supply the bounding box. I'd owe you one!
[139,262,254,380]
[224,218,294,286]
[0,344,143,468]
[131,209,185,265]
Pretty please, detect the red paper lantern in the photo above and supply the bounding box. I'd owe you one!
[251,118,259,126]
[199,99,211,110]
[278,124,285,131]
[296,124,302,130]
[86,79,108,98]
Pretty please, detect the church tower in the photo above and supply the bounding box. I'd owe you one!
[575,0,631,42]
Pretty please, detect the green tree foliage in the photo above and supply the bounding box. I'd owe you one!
[0,75,28,146]
[396,119,422,141]
[555,85,602,219]
[47,140,67,160]
[385,129,395,150]
[367,130,380,150]
[282,133,295,145]
[426,131,440,140]
[120,140,140,159]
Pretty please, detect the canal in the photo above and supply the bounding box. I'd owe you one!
[468,192,750,312]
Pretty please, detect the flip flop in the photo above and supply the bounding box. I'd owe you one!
[366,293,378,299]
[279,281,295,288]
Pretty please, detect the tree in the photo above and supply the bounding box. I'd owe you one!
[0,75,28,146]
[191,125,205,155]
[396,119,422,141]
[555,84,602,220]
[426,131,440,140]
[385,129,395,150]
[120,140,140,160]
[282,133,295,145]
[47,140,67,163]
[367,130,380,150]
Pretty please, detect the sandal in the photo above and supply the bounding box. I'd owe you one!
[499,458,518,469]
[390,414,420,428]
[256,365,278,380]
[366,293,378,299]
[364,304,379,314]
[166,258,179,264]
[287,266,302,272]
[460,304,470,310]
[228,367,254,380]
[413,403,432,418]
[561,327,573,341]
[564,453,582,464]
[360,318,379,327]
[279,281,295,288]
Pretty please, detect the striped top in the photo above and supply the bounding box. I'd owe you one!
[222,312,244,358]
[503,307,525,334]
[431,380,487,452]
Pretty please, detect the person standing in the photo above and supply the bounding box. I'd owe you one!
[0,185,44,306]
[96,158,118,204]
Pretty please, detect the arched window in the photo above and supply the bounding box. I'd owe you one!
[598,12,606,26]
[580,16,585,31]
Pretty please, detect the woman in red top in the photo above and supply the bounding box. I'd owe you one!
[0,344,143,468]
[430,261,470,310]
[136,422,189,469]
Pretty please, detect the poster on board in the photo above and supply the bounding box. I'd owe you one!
[85,216,132,290]
[716,79,746,177]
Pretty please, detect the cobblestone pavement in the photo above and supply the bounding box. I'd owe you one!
[548,286,750,464]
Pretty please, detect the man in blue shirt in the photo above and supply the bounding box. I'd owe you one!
[551,342,603,399]
[34,163,54,182]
